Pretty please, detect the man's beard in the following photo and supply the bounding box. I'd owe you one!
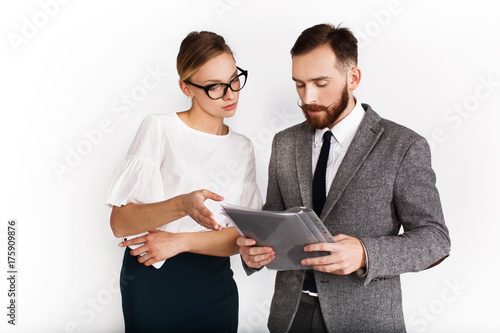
[299,82,350,129]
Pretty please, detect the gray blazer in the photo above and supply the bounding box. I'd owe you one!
[252,104,450,332]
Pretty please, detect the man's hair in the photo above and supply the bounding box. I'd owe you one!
[290,23,358,73]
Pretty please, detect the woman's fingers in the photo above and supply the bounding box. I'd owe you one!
[199,189,224,202]
[130,244,148,257]
[182,189,227,231]
[119,235,147,247]
[197,215,222,231]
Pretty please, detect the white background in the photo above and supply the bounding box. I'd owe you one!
[1,0,499,332]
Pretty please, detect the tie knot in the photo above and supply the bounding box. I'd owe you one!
[323,130,332,142]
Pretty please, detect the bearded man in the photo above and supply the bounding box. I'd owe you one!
[237,23,450,333]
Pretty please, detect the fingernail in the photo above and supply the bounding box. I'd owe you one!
[119,242,124,247]
[266,248,272,253]
[301,260,306,265]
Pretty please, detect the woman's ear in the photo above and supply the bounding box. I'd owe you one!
[179,81,193,98]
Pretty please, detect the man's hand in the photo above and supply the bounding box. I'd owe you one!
[236,237,275,269]
[301,234,366,275]
[119,230,186,266]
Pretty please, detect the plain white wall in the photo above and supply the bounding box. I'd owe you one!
[1,0,499,332]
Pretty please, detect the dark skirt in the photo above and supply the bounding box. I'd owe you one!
[120,250,238,333]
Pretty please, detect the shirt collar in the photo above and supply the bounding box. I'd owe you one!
[314,99,364,148]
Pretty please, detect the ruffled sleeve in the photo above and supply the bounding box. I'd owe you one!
[105,114,165,207]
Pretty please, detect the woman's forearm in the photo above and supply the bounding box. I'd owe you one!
[110,189,225,238]
[110,197,185,238]
[180,227,240,257]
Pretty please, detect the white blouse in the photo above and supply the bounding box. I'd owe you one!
[105,112,263,233]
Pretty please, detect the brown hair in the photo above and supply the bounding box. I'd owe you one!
[177,31,234,82]
[290,23,358,73]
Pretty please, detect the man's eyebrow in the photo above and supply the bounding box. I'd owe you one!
[292,76,331,82]
[203,69,238,84]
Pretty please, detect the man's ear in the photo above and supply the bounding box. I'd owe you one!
[347,67,361,91]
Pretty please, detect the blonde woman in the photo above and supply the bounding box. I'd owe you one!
[105,31,262,332]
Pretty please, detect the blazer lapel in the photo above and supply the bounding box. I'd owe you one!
[321,105,384,219]
[295,122,314,209]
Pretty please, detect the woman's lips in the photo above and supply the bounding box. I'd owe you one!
[223,103,236,111]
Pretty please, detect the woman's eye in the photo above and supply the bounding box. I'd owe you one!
[209,84,223,92]
[296,84,305,89]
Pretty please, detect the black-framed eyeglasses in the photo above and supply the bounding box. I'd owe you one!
[185,66,248,100]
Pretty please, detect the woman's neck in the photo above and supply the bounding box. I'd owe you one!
[184,107,227,136]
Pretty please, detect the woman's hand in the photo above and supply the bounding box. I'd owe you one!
[119,230,187,267]
[181,189,224,231]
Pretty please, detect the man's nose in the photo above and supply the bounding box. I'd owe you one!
[302,86,318,105]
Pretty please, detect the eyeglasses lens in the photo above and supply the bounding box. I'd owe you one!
[207,71,247,99]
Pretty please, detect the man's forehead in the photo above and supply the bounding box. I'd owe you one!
[292,47,339,81]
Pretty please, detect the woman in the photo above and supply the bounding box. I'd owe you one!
[105,31,262,332]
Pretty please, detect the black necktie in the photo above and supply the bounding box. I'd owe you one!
[304,130,332,295]
[312,130,332,216]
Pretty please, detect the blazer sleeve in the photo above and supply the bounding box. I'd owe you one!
[242,133,286,275]
[263,133,287,211]
[359,137,451,285]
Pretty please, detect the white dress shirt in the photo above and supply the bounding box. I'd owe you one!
[310,100,369,279]
[312,101,365,195]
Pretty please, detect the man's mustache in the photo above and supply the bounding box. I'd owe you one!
[300,103,330,112]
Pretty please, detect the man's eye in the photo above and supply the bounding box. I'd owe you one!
[296,84,305,88]
[316,81,328,87]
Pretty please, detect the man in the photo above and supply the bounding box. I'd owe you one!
[237,23,450,332]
